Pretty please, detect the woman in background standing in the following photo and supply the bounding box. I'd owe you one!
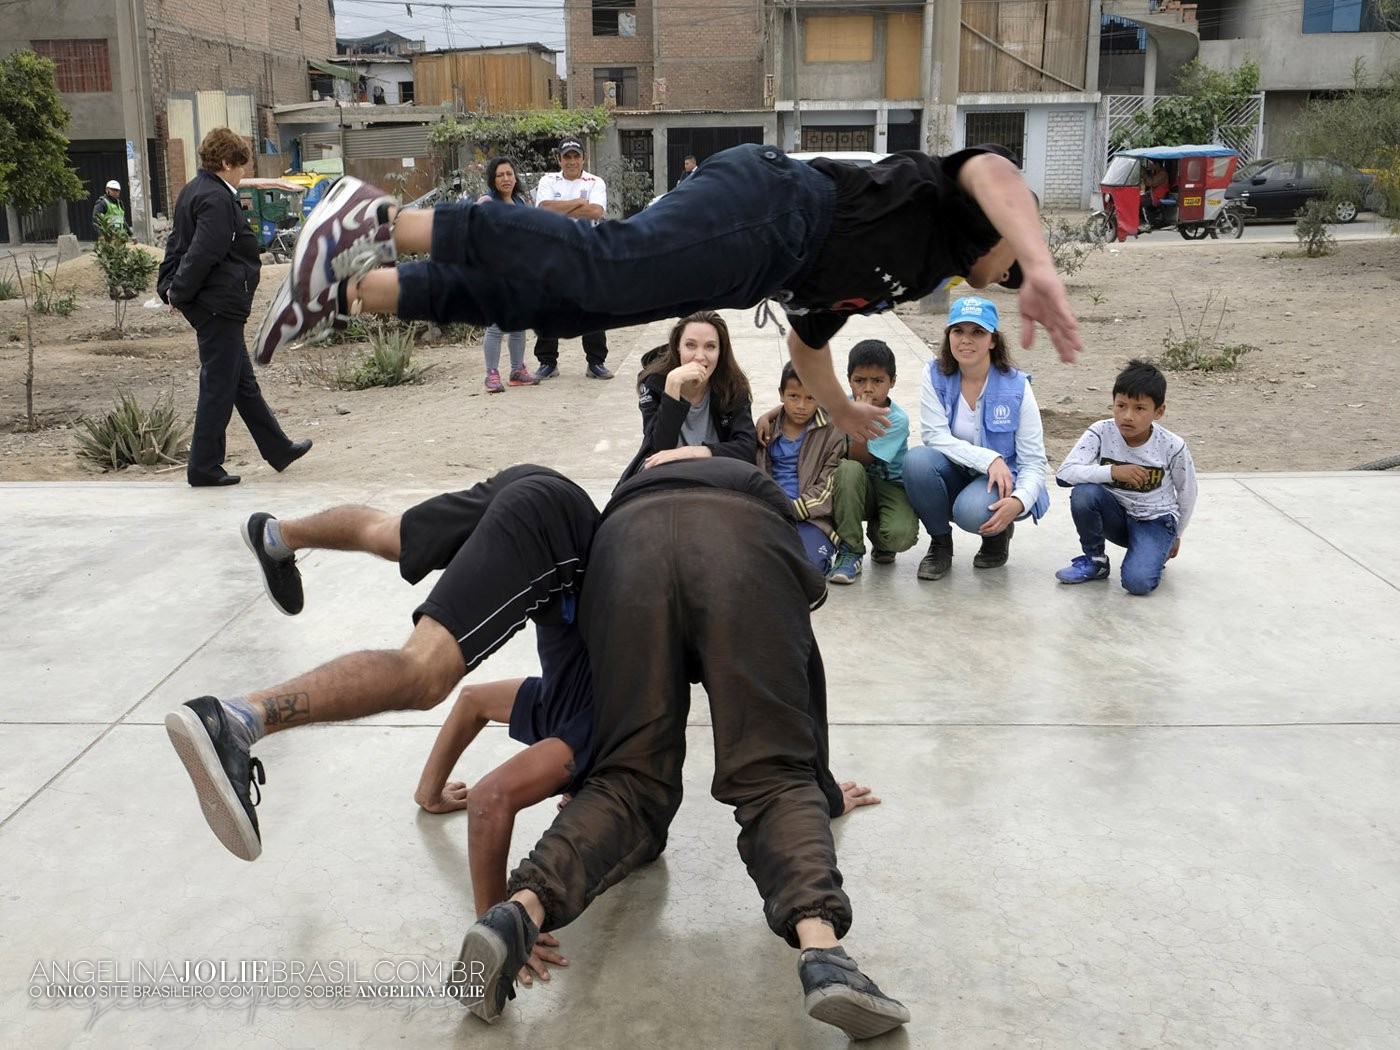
[478,157,539,393]
[157,127,310,486]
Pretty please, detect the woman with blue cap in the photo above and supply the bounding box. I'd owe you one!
[903,295,1049,581]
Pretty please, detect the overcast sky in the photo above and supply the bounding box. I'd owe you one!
[332,0,566,56]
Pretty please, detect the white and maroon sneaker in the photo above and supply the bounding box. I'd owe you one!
[255,279,356,365]
[291,176,397,302]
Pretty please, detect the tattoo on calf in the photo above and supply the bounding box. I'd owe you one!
[263,692,311,726]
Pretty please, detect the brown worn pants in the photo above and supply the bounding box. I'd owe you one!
[507,488,851,947]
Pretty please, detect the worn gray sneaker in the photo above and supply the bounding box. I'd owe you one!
[165,697,266,861]
[799,946,910,1040]
[241,512,303,616]
[448,900,538,1023]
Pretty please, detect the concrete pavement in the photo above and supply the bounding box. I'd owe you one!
[3,308,1399,1049]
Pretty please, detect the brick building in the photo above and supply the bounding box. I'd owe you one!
[567,0,776,199]
[2,0,334,242]
[574,0,1106,208]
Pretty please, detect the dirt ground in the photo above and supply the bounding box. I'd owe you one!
[3,233,1399,484]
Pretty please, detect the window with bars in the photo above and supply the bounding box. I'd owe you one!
[965,112,1026,168]
[594,67,638,108]
[800,127,875,153]
[31,39,112,93]
[593,0,637,37]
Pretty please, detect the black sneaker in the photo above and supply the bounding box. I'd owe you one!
[972,522,1014,569]
[916,534,954,581]
[871,548,896,565]
[799,946,910,1040]
[449,900,538,1023]
[241,512,304,616]
[164,697,266,861]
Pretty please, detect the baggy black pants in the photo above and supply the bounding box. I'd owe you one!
[405,465,600,671]
[508,487,852,947]
[185,307,292,482]
[533,330,609,369]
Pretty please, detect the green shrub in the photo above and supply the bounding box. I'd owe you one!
[347,322,433,389]
[31,267,77,316]
[1294,199,1339,257]
[1156,291,1257,373]
[75,390,190,470]
[1044,214,1107,276]
[92,218,158,331]
[0,276,17,300]
[322,315,372,345]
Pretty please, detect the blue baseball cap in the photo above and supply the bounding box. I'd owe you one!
[947,296,999,332]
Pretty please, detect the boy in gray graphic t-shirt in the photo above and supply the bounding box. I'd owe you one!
[1053,359,1197,595]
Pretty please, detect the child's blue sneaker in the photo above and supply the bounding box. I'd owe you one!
[828,548,862,585]
[1056,554,1110,584]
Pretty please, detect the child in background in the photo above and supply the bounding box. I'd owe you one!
[828,341,920,583]
[755,361,847,575]
[1054,358,1197,595]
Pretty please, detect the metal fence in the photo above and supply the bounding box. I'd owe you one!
[1102,92,1264,164]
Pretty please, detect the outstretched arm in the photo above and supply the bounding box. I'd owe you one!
[468,738,577,983]
[786,330,889,441]
[957,153,1082,364]
[414,679,522,813]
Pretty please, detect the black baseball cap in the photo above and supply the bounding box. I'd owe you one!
[559,137,584,155]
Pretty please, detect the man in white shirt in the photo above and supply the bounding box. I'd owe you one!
[533,138,613,381]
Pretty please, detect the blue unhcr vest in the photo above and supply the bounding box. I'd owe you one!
[929,365,1050,521]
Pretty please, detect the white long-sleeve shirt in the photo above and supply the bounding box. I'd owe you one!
[918,365,1048,519]
[1056,419,1197,534]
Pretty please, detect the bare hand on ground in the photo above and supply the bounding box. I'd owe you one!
[517,932,568,985]
[840,781,881,814]
[415,781,470,813]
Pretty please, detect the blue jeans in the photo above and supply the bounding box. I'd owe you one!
[1069,484,1177,596]
[903,445,1028,537]
[397,144,836,338]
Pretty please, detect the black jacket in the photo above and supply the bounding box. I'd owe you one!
[157,170,260,320]
[619,366,758,484]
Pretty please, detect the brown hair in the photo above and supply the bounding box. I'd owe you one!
[198,128,251,173]
[637,310,752,415]
[936,327,1014,376]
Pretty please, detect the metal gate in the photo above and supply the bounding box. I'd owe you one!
[1101,93,1263,165]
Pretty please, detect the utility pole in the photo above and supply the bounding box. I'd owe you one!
[115,0,154,242]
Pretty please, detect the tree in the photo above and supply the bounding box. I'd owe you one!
[92,215,158,333]
[0,50,86,214]
[1288,61,1400,218]
[1112,59,1261,151]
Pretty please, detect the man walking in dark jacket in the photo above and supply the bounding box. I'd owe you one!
[157,128,310,486]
